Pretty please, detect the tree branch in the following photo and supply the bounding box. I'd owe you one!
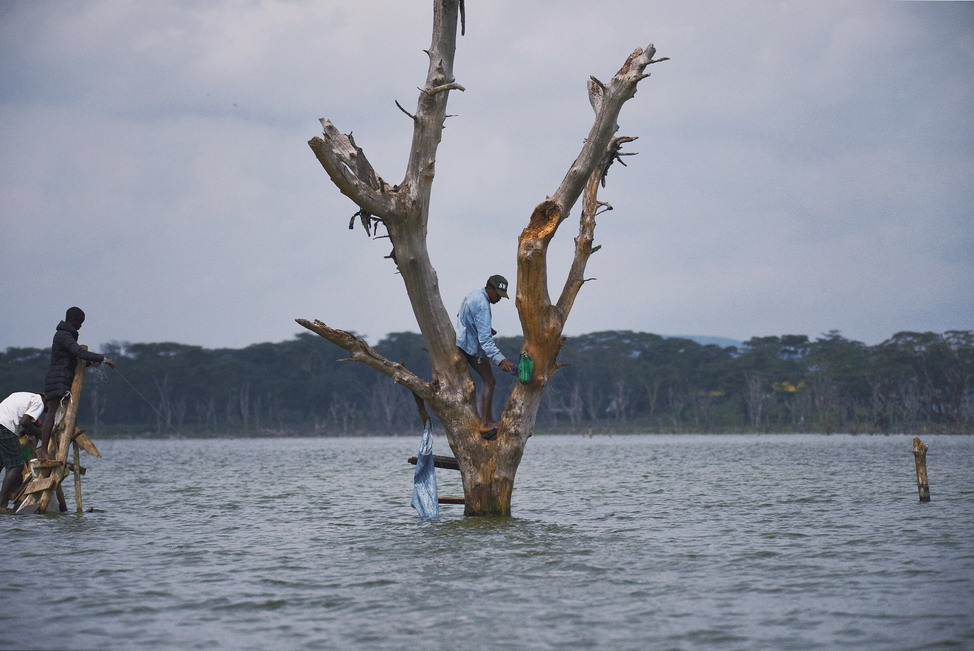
[514,44,663,394]
[395,100,417,121]
[309,120,397,219]
[349,209,384,237]
[557,137,634,315]
[423,82,466,95]
[295,319,433,402]
[551,44,663,216]
[401,1,460,197]
[304,0,468,415]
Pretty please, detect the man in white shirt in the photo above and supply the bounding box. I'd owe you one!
[0,392,45,511]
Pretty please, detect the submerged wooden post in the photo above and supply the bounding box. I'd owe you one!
[73,440,83,513]
[913,436,930,503]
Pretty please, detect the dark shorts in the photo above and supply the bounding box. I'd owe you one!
[458,347,487,366]
[0,427,25,470]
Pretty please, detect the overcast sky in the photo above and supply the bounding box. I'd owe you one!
[2,0,972,353]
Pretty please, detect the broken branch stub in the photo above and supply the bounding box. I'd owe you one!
[309,120,397,220]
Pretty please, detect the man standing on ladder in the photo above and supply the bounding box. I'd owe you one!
[38,307,115,459]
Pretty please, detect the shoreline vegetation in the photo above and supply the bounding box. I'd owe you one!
[2,329,971,437]
[65,429,973,440]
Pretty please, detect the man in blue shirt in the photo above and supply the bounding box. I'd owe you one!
[456,275,516,439]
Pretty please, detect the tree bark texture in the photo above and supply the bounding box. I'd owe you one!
[301,0,664,515]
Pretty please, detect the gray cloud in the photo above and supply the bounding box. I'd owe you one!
[2,0,971,353]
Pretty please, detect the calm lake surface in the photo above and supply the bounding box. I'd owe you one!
[1,434,972,650]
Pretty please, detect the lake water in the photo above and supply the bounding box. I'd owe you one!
[1,434,972,649]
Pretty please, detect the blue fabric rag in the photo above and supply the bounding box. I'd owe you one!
[410,421,439,518]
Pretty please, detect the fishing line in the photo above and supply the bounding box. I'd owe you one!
[106,366,183,436]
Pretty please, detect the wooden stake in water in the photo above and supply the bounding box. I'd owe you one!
[913,437,930,503]
[73,440,83,513]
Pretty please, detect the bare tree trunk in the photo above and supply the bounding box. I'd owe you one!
[546,381,584,431]
[153,374,172,435]
[745,373,769,431]
[300,0,665,515]
[668,386,688,432]
[239,381,251,432]
[371,378,411,433]
[811,373,836,433]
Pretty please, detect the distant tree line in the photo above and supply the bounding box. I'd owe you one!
[1,330,971,436]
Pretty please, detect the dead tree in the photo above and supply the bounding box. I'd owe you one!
[299,0,666,515]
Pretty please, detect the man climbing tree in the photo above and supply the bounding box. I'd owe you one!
[455,275,516,439]
[299,0,666,515]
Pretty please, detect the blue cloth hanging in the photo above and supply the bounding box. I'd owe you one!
[410,421,439,518]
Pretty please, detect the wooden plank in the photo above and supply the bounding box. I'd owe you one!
[29,460,65,470]
[407,455,459,471]
[27,460,85,474]
[12,466,32,502]
[74,432,101,458]
[438,496,464,505]
[23,476,59,495]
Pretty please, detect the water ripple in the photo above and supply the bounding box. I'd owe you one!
[2,434,972,649]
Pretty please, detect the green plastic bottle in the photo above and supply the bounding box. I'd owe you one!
[517,351,534,385]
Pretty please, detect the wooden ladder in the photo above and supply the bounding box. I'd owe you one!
[408,454,464,505]
[15,352,100,514]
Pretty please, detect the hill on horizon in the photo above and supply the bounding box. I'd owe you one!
[665,335,742,349]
